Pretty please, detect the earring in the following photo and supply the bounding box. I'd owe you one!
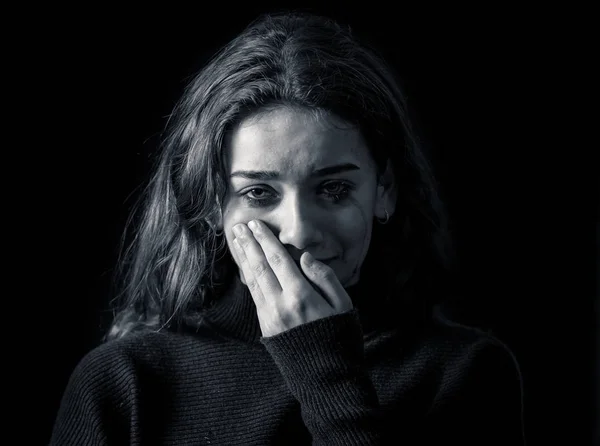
[377,209,390,225]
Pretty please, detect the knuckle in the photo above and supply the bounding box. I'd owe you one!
[252,261,269,278]
[266,252,284,268]
[277,308,293,325]
[247,278,260,293]
[281,297,307,320]
[292,296,307,313]
[288,282,306,298]
[236,235,250,248]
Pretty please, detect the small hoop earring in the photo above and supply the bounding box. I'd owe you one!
[377,209,390,225]
[214,228,224,237]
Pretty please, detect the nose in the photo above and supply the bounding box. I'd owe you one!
[275,194,324,251]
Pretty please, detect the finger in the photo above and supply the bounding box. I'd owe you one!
[247,220,305,292]
[233,223,282,298]
[300,252,353,312]
[232,237,266,306]
[228,232,247,284]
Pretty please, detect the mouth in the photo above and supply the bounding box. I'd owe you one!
[317,256,337,265]
[293,256,338,265]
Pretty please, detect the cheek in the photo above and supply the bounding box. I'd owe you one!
[333,211,369,250]
[222,202,251,252]
[339,190,375,251]
[222,198,259,232]
[327,204,373,283]
[342,186,377,278]
[222,199,271,264]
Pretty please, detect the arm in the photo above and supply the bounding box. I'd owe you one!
[231,220,386,443]
[261,309,385,445]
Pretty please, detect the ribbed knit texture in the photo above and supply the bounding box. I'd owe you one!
[50,277,525,445]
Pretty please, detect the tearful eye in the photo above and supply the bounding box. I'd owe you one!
[238,181,355,207]
[323,183,346,194]
[320,181,354,203]
[240,186,278,207]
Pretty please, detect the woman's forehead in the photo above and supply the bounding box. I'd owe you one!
[226,106,374,177]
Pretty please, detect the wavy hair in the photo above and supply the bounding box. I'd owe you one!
[105,11,455,341]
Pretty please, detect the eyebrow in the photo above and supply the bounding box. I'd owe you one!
[229,163,360,180]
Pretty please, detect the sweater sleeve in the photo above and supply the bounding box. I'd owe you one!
[49,344,136,446]
[260,309,386,445]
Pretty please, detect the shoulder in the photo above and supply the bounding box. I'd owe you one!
[66,330,197,392]
[424,306,524,414]
[51,331,182,444]
[428,305,520,370]
[367,304,522,387]
[77,330,175,366]
[419,308,526,444]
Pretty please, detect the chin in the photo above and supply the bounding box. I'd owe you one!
[326,258,359,288]
[342,274,359,288]
[336,267,359,288]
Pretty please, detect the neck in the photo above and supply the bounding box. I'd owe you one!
[199,273,429,343]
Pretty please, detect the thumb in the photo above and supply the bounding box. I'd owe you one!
[300,252,353,311]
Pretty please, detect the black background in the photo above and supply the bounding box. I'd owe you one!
[15,4,596,445]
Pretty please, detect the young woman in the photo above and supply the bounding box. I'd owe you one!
[51,11,525,445]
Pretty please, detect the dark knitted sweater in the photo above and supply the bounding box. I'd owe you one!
[50,277,525,445]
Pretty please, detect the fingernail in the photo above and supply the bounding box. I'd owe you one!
[303,252,315,265]
[233,224,243,236]
[247,220,258,232]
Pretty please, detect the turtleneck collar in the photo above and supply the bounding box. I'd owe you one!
[202,275,263,342]
[199,273,429,343]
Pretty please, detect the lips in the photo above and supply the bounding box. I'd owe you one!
[317,256,337,264]
[292,255,337,263]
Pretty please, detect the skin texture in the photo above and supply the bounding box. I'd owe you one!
[220,106,396,336]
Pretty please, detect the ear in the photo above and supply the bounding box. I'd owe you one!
[210,205,224,232]
[375,159,397,220]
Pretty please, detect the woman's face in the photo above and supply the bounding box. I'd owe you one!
[222,106,394,288]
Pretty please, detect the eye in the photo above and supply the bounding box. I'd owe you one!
[320,181,354,203]
[241,186,277,207]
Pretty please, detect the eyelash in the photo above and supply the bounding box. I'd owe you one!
[241,181,354,207]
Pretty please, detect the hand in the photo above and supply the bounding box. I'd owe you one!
[230,219,353,337]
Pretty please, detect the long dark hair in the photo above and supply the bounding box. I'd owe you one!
[105,11,455,341]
